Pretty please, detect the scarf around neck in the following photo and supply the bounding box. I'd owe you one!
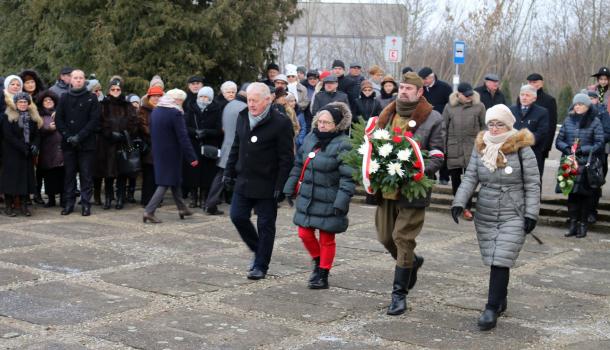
[396,98,418,117]
[18,111,31,144]
[157,95,183,112]
[313,129,340,151]
[481,129,518,172]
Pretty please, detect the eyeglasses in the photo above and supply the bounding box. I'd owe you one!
[318,120,335,126]
[110,88,121,92]
[487,122,506,129]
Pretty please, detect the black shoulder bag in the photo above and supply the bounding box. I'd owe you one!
[117,131,142,175]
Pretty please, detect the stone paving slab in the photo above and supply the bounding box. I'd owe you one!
[100,263,251,296]
[0,267,39,286]
[22,222,127,240]
[89,308,300,350]
[0,245,141,275]
[21,342,89,350]
[0,323,24,339]
[109,233,237,257]
[0,233,49,250]
[0,281,148,325]
[366,309,540,350]
[180,222,244,242]
[519,266,610,296]
[297,338,389,349]
[562,339,610,350]
[416,249,488,275]
[446,287,604,323]
[224,283,387,318]
[566,250,610,270]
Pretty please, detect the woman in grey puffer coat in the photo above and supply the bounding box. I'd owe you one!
[283,102,355,290]
[451,104,540,331]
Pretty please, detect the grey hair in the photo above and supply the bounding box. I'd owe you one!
[246,82,270,99]
[220,81,237,93]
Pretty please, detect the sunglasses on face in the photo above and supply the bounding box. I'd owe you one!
[110,88,121,92]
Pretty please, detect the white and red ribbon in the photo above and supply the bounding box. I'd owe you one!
[362,117,378,194]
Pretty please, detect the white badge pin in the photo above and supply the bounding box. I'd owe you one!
[251,136,258,143]
[308,152,316,159]
[505,166,513,174]
[408,120,417,128]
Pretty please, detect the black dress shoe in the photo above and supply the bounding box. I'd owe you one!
[61,206,74,215]
[81,206,91,216]
[478,308,499,331]
[205,208,224,216]
[247,268,266,280]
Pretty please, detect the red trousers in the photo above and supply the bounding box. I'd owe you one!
[298,226,336,270]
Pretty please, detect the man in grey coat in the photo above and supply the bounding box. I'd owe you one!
[374,72,445,316]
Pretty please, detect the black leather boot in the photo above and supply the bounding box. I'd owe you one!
[103,197,112,210]
[387,266,410,315]
[189,190,198,208]
[103,185,113,210]
[408,255,424,290]
[20,196,31,216]
[308,257,321,285]
[309,268,329,289]
[565,219,578,237]
[478,308,499,331]
[44,195,56,208]
[4,196,16,217]
[576,222,587,238]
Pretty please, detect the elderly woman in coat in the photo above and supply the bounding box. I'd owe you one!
[556,93,605,238]
[283,102,355,289]
[451,104,540,331]
[1,92,43,217]
[142,89,198,223]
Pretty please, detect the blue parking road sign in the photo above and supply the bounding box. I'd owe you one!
[454,41,465,64]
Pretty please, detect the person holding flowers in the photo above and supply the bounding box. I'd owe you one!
[451,104,540,331]
[372,72,445,316]
[283,102,355,289]
[555,93,605,238]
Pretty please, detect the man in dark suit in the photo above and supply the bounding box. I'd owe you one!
[55,69,100,216]
[224,82,295,280]
[526,73,558,165]
[510,84,550,177]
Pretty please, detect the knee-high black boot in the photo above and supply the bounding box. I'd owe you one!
[479,266,509,330]
[93,177,102,205]
[387,265,411,315]
[4,195,16,217]
[103,178,114,210]
[115,177,126,209]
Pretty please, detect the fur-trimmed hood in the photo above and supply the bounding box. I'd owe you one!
[377,97,434,130]
[475,128,535,167]
[3,91,43,128]
[312,101,352,132]
[449,91,481,107]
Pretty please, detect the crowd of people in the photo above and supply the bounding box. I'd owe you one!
[0,61,608,332]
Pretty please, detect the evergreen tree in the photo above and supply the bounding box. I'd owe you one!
[557,85,573,123]
[0,0,299,93]
[500,79,512,104]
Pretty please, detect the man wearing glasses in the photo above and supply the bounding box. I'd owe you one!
[509,84,550,176]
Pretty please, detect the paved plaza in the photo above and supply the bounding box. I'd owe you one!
[0,196,608,350]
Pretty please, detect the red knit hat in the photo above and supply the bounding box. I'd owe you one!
[146,85,164,96]
[319,70,331,81]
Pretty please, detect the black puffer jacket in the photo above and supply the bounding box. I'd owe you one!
[354,92,382,123]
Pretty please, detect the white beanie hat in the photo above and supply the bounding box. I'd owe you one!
[485,104,516,129]
[165,88,187,101]
[4,74,23,91]
[197,86,214,100]
[285,64,298,77]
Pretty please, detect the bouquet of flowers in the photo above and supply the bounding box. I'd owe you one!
[342,117,437,201]
[557,139,580,196]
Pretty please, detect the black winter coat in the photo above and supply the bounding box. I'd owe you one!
[183,101,223,188]
[423,78,453,114]
[311,90,350,116]
[55,88,100,151]
[533,89,558,157]
[510,103,549,158]
[353,92,382,123]
[0,112,40,195]
[474,85,506,109]
[96,95,139,178]
[224,107,294,199]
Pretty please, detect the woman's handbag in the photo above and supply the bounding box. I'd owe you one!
[117,131,142,175]
[583,150,605,189]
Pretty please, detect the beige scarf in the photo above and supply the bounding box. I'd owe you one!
[481,129,517,172]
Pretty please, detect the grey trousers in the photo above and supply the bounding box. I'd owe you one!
[144,186,186,214]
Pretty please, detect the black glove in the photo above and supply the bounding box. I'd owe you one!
[222,176,235,192]
[451,206,463,224]
[111,131,126,142]
[195,129,206,140]
[286,196,294,207]
[66,135,80,146]
[30,144,39,157]
[334,208,344,216]
[274,190,285,203]
[524,217,537,234]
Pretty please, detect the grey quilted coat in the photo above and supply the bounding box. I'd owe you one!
[452,129,541,268]
[283,102,356,233]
